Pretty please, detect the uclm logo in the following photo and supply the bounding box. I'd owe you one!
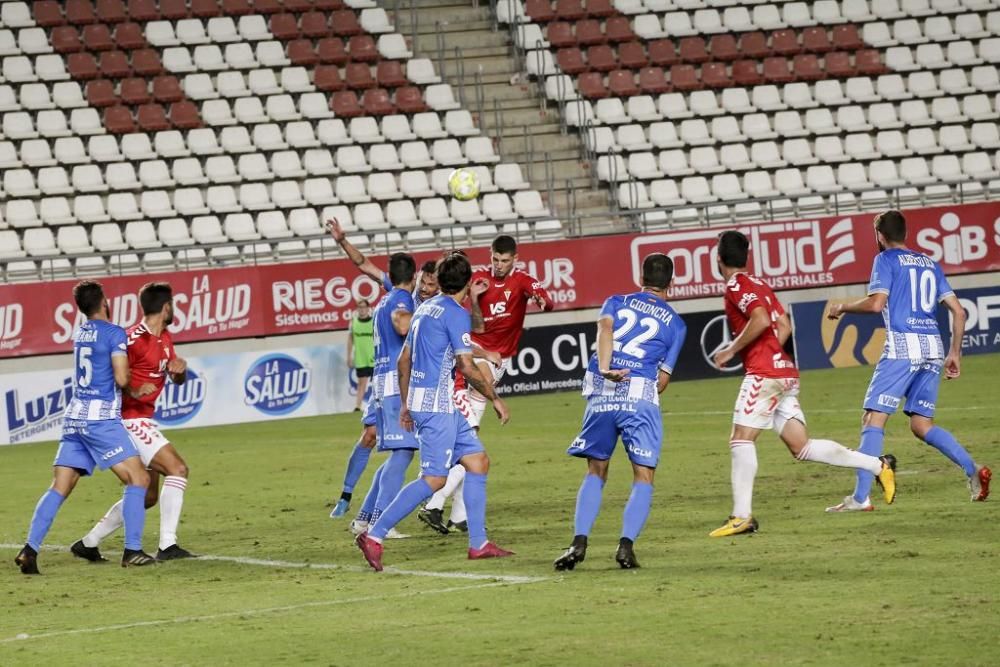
[0,303,24,351]
[155,368,206,426]
[244,354,311,415]
[5,377,73,444]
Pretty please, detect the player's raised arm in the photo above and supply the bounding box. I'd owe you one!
[455,352,509,424]
[468,277,489,333]
[326,218,385,284]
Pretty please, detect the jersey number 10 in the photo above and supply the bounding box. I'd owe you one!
[908,268,938,313]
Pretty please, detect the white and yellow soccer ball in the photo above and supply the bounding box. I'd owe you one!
[448,168,481,201]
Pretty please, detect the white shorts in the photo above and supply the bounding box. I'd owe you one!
[123,418,171,467]
[732,375,805,434]
[453,357,511,428]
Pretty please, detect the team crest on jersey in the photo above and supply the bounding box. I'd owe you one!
[503,290,512,301]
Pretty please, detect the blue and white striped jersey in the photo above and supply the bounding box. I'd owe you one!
[63,319,127,421]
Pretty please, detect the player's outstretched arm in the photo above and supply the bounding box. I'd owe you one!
[596,316,629,382]
[827,293,887,319]
[325,218,383,283]
[714,307,770,368]
[397,343,415,431]
[468,278,489,333]
[941,294,966,379]
[455,353,509,424]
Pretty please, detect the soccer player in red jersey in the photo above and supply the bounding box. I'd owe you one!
[707,231,897,537]
[72,282,195,561]
[419,235,554,534]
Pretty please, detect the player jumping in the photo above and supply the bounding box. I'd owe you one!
[709,231,897,537]
[72,282,195,562]
[15,281,155,573]
[554,253,686,571]
[825,210,991,511]
[356,253,513,571]
[419,235,553,534]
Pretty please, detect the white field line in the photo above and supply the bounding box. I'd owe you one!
[0,543,547,585]
[664,405,990,417]
[0,580,522,645]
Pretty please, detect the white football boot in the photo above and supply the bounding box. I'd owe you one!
[825,496,874,512]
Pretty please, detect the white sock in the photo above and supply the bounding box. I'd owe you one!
[467,393,487,429]
[425,465,466,511]
[82,499,124,548]
[796,439,882,475]
[449,477,467,523]
[159,476,187,551]
[731,440,757,518]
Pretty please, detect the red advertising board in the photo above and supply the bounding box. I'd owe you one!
[2,203,999,357]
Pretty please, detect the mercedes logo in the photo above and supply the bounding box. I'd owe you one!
[700,314,743,373]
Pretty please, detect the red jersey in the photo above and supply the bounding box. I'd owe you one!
[121,322,176,419]
[471,268,553,358]
[723,272,798,379]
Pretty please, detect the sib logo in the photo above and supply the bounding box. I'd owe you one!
[155,368,206,426]
[244,354,311,415]
[914,212,995,265]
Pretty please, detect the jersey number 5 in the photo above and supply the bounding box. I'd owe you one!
[75,347,94,388]
[612,309,659,359]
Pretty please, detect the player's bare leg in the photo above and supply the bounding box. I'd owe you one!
[148,444,194,560]
[18,466,81,575]
[555,458,608,571]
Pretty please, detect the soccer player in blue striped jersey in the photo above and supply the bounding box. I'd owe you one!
[555,253,687,570]
[15,281,155,574]
[827,210,991,511]
[355,254,512,571]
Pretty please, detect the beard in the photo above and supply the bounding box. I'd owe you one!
[877,240,886,252]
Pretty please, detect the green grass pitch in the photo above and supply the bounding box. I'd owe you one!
[1,355,998,666]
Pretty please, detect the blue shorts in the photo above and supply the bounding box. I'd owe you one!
[361,386,376,427]
[54,419,139,476]
[413,410,485,477]
[376,394,418,451]
[864,358,943,418]
[567,398,663,468]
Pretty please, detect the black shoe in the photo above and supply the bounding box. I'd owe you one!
[71,540,107,563]
[446,520,468,533]
[615,538,640,569]
[121,549,157,568]
[418,507,449,535]
[15,545,39,575]
[554,535,588,571]
[156,544,196,561]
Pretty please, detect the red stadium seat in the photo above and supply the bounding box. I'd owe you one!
[83,24,115,51]
[159,0,189,20]
[191,0,222,18]
[856,49,886,76]
[169,101,202,129]
[555,0,585,20]
[394,86,428,113]
[578,71,609,99]
[738,31,769,59]
[68,52,101,80]
[525,0,555,23]
[647,39,678,67]
[332,10,363,36]
[770,29,800,57]
[251,0,284,13]
[270,13,300,40]
[608,69,639,97]
[376,61,407,88]
[679,37,709,63]
[97,0,127,22]
[288,39,320,66]
[701,61,731,88]
[670,64,701,91]
[222,0,253,15]
[604,17,635,44]
[137,103,170,131]
[587,44,617,72]
[793,54,825,81]
[52,26,83,53]
[362,88,395,116]
[104,105,136,133]
[86,79,117,107]
[132,49,163,76]
[284,0,314,11]
[832,24,863,51]
[99,50,131,78]
[575,19,604,46]
[152,74,184,103]
[120,77,150,104]
[557,47,587,75]
[315,0,345,9]
[732,59,763,86]
[318,37,349,65]
[618,41,647,69]
[346,62,376,89]
[331,90,364,117]
[348,35,378,62]
[301,11,330,38]
[709,35,739,61]
[67,0,98,24]
[638,66,669,94]
[824,51,855,78]
[127,0,159,22]
[546,21,577,48]
[587,0,614,17]
[114,22,146,50]
[314,64,345,91]
[802,27,832,54]
[763,56,794,83]
[33,1,66,27]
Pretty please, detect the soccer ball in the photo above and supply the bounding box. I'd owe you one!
[448,168,480,201]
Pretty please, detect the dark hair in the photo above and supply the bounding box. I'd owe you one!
[641,253,674,289]
[73,280,106,317]
[491,235,517,256]
[357,298,370,307]
[874,210,907,243]
[717,230,750,269]
[139,282,173,316]
[420,259,438,274]
[437,254,472,295]
[388,252,417,286]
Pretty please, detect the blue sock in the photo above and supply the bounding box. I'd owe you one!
[370,478,433,540]
[573,474,605,537]
[924,426,976,477]
[853,426,884,503]
[463,472,488,549]
[621,482,654,542]
[342,443,372,494]
[26,489,66,552]
[373,450,414,522]
[122,485,147,551]
[357,462,385,522]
